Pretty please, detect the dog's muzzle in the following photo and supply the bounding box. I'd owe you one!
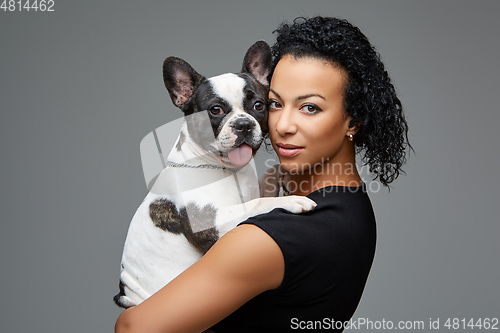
[233,118,255,136]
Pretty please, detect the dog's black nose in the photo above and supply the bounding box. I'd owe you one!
[233,118,254,134]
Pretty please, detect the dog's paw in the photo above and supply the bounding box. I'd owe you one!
[273,195,317,214]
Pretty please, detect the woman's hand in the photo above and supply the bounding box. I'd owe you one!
[114,224,284,333]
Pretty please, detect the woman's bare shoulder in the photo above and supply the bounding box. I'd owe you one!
[206,223,284,290]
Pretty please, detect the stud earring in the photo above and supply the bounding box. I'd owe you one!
[348,134,353,141]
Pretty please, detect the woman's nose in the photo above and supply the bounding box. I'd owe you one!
[273,107,298,136]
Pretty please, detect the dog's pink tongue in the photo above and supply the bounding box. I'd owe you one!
[228,144,253,166]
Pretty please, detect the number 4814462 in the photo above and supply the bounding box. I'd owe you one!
[1,0,55,11]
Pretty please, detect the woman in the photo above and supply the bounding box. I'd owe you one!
[115,16,410,333]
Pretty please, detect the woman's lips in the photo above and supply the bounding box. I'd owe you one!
[276,143,304,157]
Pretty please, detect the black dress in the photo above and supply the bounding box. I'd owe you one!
[212,184,377,332]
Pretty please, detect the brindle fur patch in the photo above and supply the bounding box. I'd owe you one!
[150,199,184,234]
[149,199,219,253]
[182,202,219,253]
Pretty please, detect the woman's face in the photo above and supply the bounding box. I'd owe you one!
[268,55,353,174]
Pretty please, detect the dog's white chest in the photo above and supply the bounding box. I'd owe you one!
[117,156,260,307]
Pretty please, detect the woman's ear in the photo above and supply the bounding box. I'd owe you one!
[346,120,362,139]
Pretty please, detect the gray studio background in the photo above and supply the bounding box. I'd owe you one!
[1,1,498,332]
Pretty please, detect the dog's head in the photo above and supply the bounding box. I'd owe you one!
[162,41,272,167]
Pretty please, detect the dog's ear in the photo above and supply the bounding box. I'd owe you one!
[241,41,272,87]
[163,57,205,111]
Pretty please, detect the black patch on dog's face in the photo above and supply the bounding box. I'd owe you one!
[238,73,269,133]
[149,199,219,254]
[183,80,231,152]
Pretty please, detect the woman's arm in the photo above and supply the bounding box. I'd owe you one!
[115,224,284,333]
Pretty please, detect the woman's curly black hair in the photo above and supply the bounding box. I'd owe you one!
[268,16,412,187]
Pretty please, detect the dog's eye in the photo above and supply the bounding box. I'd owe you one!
[209,106,223,115]
[253,101,264,111]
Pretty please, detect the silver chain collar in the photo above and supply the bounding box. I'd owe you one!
[166,161,237,172]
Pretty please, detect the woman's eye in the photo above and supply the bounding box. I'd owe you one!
[268,100,282,110]
[209,106,223,115]
[300,104,321,114]
[253,101,265,111]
